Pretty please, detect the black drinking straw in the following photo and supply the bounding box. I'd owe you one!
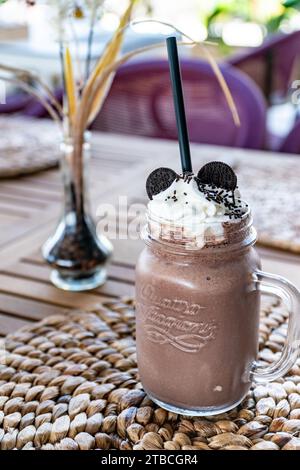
[166,36,193,174]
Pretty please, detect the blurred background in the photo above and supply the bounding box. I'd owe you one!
[3,1,300,60]
[2,0,300,153]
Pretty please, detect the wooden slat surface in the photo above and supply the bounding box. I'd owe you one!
[0,122,299,336]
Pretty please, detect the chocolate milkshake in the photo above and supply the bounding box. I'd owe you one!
[136,226,261,413]
[135,34,300,414]
[136,163,261,415]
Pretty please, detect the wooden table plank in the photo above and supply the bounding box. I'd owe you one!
[0,205,29,218]
[0,201,43,216]
[0,313,33,336]
[0,183,62,201]
[0,207,57,249]
[0,192,49,207]
[23,251,136,284]
[0,292,70,320]
[0,274,109,309]
[1,261,135,299]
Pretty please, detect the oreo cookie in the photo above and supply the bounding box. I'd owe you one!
[197,161,237,191]
[146,167,178,200]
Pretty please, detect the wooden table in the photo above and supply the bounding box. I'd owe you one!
[0,130,299,337]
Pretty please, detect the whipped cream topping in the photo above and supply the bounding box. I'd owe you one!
[147,176,245,247]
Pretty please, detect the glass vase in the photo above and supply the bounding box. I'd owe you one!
[42,132,113,291]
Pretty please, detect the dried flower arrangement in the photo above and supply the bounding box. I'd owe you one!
[0,1,239,151]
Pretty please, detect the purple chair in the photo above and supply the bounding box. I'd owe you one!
[22,88,64,118]
[91,59,266,150]
[0,93,33,114]
[228,31,300,103]
[279,118,300,154]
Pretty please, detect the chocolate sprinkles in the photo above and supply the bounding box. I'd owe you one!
[195,179,244,219]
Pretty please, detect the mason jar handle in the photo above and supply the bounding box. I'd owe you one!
[251,270,300,384]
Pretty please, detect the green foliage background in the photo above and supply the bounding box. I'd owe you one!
[197,0,300,36]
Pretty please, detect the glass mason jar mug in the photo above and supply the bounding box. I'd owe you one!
[135,208,300,416]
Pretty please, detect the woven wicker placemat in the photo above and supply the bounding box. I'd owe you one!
[0,297,300,451]
[0,117,59,178]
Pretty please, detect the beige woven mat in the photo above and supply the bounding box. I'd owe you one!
[0,117,59,178]
[237,160,300,253]
[0,297,300,451]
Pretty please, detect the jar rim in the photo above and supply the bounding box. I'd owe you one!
[142,204,256,253]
